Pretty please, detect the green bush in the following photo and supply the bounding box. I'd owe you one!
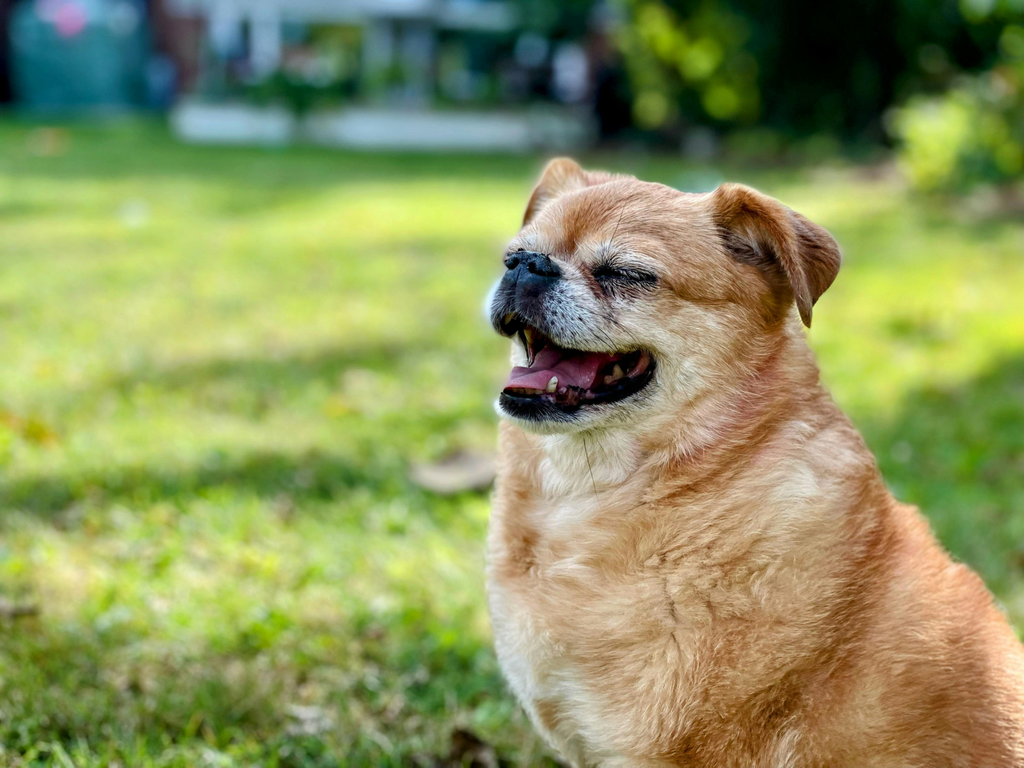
[891,25,1024,191]
[615,0,1013,141]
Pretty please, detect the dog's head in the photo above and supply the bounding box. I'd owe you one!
[489,158,841,434]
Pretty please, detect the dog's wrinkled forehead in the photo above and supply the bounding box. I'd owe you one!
[512,180,675,262]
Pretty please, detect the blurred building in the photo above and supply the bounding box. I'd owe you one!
[167,0,519,103]
[1,0,600,150]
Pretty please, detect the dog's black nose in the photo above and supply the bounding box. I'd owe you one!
[504,251,561,279]
[490,252,562,331]
[505,252,561,303]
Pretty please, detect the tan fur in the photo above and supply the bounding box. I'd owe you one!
[487,159,1024,767]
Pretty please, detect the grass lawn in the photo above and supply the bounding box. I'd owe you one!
[0,121,1021,767]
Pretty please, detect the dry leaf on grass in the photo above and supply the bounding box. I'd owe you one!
[410,450,496,495]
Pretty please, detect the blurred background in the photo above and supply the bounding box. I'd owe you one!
[0,0,1021,766]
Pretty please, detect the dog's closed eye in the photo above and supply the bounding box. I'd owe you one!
[592,263,658,291]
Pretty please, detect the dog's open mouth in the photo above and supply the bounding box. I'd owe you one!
[498,314,655,415]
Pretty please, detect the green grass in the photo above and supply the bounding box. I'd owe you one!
[0,121,1021,767]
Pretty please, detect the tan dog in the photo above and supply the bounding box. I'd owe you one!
[486,159,1024,768]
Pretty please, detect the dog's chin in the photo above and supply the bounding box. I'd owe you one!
[495,396,633,434]
[496,395,589,433]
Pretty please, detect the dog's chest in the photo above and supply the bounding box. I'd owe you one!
[487,493,693,763]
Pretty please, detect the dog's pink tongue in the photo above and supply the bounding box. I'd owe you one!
[504,346,608,391]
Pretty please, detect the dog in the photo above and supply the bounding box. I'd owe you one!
[486,158,1024,768]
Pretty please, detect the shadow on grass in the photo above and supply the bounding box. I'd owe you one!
[858,354,1024,594]
[3,338,500,519]
[102,340,419,396]
[90,332,496,413]
[0,448,411,519]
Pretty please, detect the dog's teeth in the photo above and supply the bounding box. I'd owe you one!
[611,364,625,382]
[504,313,515,325]
[524,329,536,366]
[546,376,558,393]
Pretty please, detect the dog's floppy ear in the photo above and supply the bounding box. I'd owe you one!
[711,183,841,328]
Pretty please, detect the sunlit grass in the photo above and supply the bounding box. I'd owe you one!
[0,121,1020,766]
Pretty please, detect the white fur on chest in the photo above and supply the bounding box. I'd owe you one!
[488,431,653,765]
[488,533,610,766]
[488,488,602,701]
[538,430,637,497]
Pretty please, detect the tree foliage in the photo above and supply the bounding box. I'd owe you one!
[891,6,1024,190]
[617,0,1015,141]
